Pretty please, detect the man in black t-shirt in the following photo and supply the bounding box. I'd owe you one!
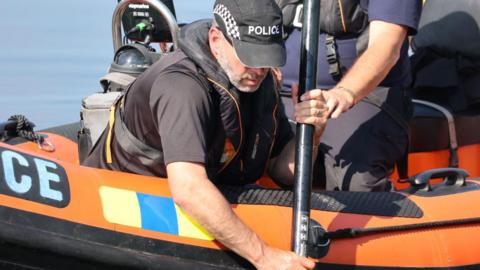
[281,0,422,191]
[84,0,323,268]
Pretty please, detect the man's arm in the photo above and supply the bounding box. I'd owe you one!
[269,20,408,185]
[167,162,315,270]
[306,20,409,118]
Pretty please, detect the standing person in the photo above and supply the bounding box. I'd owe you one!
[84,0,323,268]
[281,0,422,191]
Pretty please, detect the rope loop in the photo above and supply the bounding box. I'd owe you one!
[6,115,45,144]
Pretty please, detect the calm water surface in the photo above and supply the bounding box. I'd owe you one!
[0,0,214,129]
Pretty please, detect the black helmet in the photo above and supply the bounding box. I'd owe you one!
[109,43,159,77]
[100,43,161,92]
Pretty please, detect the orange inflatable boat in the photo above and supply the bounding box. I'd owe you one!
[0,123,479,269]
[1,0,479,269]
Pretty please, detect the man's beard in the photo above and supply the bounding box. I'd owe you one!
[216,51,265,93]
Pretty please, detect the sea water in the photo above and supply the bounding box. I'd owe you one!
[0,0,214,129]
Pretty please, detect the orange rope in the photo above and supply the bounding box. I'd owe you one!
[337,0,348,33]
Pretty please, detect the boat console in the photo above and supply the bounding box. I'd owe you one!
[112,0,179,52]
[118,0,176,43]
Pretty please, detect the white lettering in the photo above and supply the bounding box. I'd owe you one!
[0,148,68,207]
[34,158,63,202]
[272,25,280,35]
[128,4,149,10]
[2,150,32,194]
[247,25,282,36]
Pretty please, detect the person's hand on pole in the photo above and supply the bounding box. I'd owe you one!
[298,85,356,120]
[292,83,328,146]
[321,86,356,119]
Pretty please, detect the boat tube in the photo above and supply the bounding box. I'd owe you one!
[0,126,479,269]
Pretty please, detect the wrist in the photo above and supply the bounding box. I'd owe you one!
[249,234,268,267]
[335,85,357,107]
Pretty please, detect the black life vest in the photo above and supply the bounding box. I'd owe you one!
[276,0,367,36]
[276,0,369,78]
[207,73,280,185]
[101,51,280,184]
[178,20,282,184]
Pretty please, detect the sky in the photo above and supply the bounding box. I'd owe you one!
[0,0,214,128]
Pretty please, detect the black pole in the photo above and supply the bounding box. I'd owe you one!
[292,0,320,256]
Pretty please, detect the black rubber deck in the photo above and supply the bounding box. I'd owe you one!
[220,186,424,218]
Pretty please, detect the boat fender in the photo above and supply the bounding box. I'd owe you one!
[307,219,330,259]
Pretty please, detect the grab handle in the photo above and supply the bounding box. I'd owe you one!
[407,168,469,191]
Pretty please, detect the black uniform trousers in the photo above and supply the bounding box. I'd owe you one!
[316,86,411,191]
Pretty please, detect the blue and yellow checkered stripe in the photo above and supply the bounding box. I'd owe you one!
[99,186,214,240]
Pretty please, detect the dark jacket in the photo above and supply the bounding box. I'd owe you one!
[83,20,290,185]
